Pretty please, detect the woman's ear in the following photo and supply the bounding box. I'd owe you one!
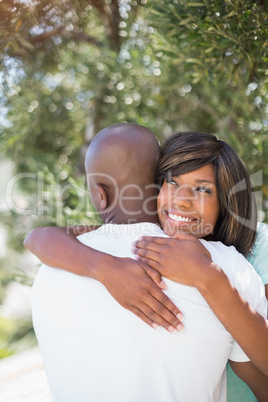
[95,184,108,210]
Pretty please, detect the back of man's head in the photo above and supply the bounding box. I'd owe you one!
[85,123,161,224]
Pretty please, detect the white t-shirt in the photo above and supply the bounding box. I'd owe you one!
[31,223,267,402]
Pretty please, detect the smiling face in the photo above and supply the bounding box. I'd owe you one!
[157,164,220,238]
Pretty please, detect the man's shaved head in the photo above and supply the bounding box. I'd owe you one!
[85,123,161,224]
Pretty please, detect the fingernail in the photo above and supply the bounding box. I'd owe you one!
[177,313,184,322]
[160,281,167,289]
[152,323,159,329]
[131,247,136,254]
[168,326,177,333]
[177,324,184,332]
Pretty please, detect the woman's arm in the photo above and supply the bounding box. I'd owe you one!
[24,227,184,332]
[246,222,268,317]
[133,235,268,376]
[24,226,99,276]
[230,361,268,402]
[199,266,268,376]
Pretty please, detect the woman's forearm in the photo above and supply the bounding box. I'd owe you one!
[197,266,268,376]
[24,226,111,278]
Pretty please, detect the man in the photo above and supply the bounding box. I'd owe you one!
[30,123,267,401]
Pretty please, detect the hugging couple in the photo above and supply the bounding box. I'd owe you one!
[25,123,268,401]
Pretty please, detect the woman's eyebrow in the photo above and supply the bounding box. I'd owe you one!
[195,179,215,185]
[170,176,216,185]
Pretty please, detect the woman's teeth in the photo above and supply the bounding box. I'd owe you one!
[168,213,193,222]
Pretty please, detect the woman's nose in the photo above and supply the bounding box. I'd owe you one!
[173,185,194,208]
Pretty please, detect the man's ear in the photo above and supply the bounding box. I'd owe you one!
[95,184,108,210]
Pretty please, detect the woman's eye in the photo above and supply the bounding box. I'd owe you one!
[166,178,177,186]
[196,186,211,194]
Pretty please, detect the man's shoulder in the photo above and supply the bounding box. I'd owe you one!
[77,222,165,241]
[201,240,266,315]
[200,239,238,259]
[200,239,254,279]
[76,222,166,258]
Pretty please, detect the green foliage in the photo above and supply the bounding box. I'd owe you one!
[151,0,268,81]
[0,252,39,359]
[0,0,267,259]
[0,260,12,305]
[0,315,16,358]
[0,315,36,358]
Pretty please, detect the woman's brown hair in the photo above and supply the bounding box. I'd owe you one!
[156,132,257,254]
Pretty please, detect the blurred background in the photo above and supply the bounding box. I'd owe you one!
[0,0,267,362]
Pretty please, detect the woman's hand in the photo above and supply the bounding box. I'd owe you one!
[132,233,212,287]
[97,257,184,333]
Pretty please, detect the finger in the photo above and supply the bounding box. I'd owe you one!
[130,277,185,331]
[137,256,161,272]
[142,265,167,289]
[133,247,160,264]
[136,236,167,245]
[139,304,177,333]
[141,297,184,333]
[133,240,162,254]
[134,303,182,333]
[130,307,160,330]
[149,287,184,322]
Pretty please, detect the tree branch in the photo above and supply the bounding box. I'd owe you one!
[29,26,101,47]
[87,0,121,52]
[30,26,64,43]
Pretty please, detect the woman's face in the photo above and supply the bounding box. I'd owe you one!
[157,164,220,238]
